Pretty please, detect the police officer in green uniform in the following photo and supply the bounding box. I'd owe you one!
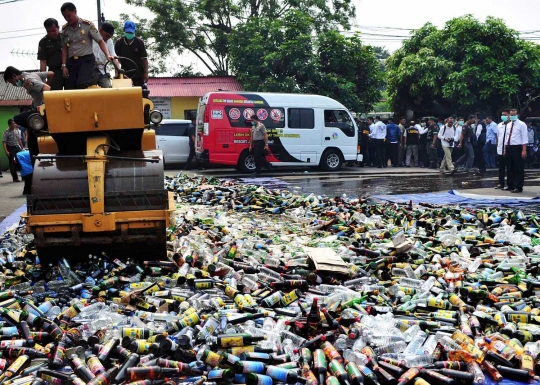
[426,117,440,169]
[38,18,67,90]
[60,2,114,89]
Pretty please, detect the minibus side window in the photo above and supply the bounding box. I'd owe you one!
[288,108,314,129]
[324,110,355,137]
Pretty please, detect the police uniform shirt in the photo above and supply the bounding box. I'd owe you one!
[2,129,21,148]
[93,38,116,75]
[251,122,267,141]
[21,72,48,107]
[504,119,528,146]
[62,18,102,58]
[37,35,63,69]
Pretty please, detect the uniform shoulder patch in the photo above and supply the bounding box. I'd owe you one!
[62,23,68,30]
[81,19,92,25]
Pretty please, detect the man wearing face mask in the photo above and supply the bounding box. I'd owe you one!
[115,20,149,87]
[3,66,54,160]
[503,109,528,193]
[495,110,510,190]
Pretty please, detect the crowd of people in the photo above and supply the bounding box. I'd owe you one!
[2,2,148,191]
[357,111,539,193]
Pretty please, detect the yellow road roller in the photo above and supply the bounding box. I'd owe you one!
[25,80,175,260]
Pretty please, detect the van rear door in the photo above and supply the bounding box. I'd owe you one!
[195,99,207,152]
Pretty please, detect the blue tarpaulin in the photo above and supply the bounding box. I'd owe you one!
[373,190,539,206]
[0,203,26,234]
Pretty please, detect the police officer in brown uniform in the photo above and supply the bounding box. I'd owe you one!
[38,18,67,90]
[60,2,114,89]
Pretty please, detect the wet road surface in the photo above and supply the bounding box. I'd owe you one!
[185,167,540,198]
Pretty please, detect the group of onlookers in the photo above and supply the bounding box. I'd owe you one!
[357,110,539,193]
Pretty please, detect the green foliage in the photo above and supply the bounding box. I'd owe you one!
[386,15,540,115]
[124,0,355,75]
[229,12,383,113]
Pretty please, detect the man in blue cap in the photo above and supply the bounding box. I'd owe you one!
[115,20,149,87]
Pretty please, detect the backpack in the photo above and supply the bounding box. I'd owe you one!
[468,126,478,147]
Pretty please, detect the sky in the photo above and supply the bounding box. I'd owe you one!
[1,0,540,74]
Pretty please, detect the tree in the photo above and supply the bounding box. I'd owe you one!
[229,11,383,113]
[124,0,355,75]
[372,46,390,60]
[386,15,540,116]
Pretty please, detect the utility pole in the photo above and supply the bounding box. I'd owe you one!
[97,0,103,27]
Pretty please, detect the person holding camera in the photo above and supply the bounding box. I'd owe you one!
[437,117,455,174]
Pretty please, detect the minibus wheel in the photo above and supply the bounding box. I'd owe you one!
[238,151,257,173]
[320,149,343,171]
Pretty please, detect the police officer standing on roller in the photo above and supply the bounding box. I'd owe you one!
[38,18,67,90]
[60,2,114,89]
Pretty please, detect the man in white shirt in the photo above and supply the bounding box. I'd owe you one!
[369,116,387,168]
[91,22,121,88]
[503,109,528,193]
[495,110,510,190]
[437,117,455,174]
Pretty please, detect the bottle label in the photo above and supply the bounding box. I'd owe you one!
[281,290,299,306]
[263,292,282,307]
[231,346,254,355]
[87,356,105,374]
[122,328,150,339]
[509,313,528,323]
[220,336,244,347]
[204,350,220,367]
[135,341,150,353]
[253,374,273,385]
[493,341,508,354]
[239,361,265,374]
[8,355,27,374]
[208,369,227,380]
[224,353,240,365]
[180,313,200,328]
[0,340,25,348]
[41,374,63,385]
[521,354,534,371]
[171,295,187,302]
[225,286,238,298]
[464,343,484,363]
[428,298,445,309]
[266,366,289,382]
[0,327,18,335]
[346,363,361,379]
[329,360,346,376]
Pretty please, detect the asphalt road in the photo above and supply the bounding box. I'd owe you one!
[2,165,540,223]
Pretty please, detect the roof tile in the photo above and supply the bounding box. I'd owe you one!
[147,76,243,97]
